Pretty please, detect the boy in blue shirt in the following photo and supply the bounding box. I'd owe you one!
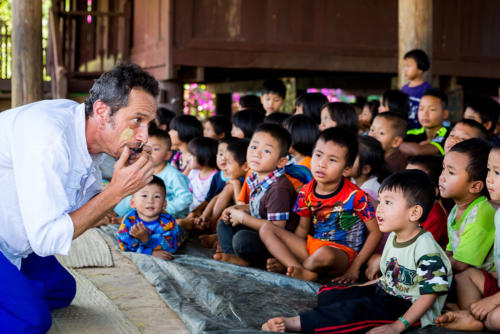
[118,176,183,260]
[401,49,432,130]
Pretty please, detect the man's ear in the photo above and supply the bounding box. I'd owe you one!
[93,100,111,127]
[409,204,423,223]
[391,136,403,149]
[277,156,288,169]
[469,180,484,194]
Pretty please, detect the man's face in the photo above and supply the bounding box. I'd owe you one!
[101,88,157,158]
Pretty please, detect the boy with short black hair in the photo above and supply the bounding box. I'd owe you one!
[369,111,408,172]
[378,89,410,118]
[402,49,432,130]
[439,138,495,273]
[444,118,489,154]
[259,127,380,282]
[401,88,449,156]
[261,78,287,115]
[262,170,452,333]
[463,96,500,136]
[117,176,183,260]
[216,123,299,267]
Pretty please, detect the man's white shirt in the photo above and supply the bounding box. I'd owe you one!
[0,99,103,268]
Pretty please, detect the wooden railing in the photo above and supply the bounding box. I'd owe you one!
[0,20,11,80]
[48,3,131,98]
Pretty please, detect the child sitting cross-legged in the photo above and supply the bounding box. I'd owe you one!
[439,138,495,274]
[117,176,183,260]
[216,123,299,267]
[262,170,452,333]
[435,142,500,332]
[365,155,448,281]
[260,128,381,282]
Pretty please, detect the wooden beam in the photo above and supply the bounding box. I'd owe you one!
[398,0,432,88]
[11,0,43,107]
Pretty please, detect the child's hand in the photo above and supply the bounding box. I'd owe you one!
[129,222,149,243]
[366,322,403,334]
[365,254,382,281]
[152,250,173,261]
[470,296,498,320]
[193,216,209,231]
[229,209,246,226]
[331,266,359,284]
[222,207,232,224]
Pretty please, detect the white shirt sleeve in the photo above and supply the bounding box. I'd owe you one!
[12,124,74,257]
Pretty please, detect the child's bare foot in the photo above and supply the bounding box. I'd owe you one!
[218,253,250,267]
[213,252,223,261]
[262,317,286,332]
[199,233,218,248]
[266,258,286,273]
[435,311,484,331]
[176,217,194,230]
[287,266,318,281]
[444,302,460,311]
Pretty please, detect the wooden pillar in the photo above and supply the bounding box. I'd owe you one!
[398,0,433,88]
[159,80,183,114]
[11,0,43,107]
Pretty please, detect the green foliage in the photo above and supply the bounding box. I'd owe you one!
[0,0,12,29]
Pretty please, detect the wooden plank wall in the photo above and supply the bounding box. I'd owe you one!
[129,0,500,80]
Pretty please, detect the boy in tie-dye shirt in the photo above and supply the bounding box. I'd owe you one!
[118,176,182,260]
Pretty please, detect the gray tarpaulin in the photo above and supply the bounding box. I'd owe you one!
[98,226,485,334]
[99,225,319,334]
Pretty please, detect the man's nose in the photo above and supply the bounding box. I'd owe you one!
[136,124,149,144]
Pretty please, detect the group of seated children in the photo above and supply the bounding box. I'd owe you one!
[110,51,500,333]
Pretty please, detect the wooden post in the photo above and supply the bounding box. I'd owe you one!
[11,0,43,107]
[398,0,433,88]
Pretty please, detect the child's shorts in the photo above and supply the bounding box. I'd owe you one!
[482,269,500,297]
[306,235,357,264]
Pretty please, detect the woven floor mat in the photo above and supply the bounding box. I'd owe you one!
[49,267,140,334]
[56,228,113,268]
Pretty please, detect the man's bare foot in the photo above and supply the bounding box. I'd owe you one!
[287,266,318,281]
[213,252,223,261]
[199,234,218,248]
[267,258,286,273]
[218,253,250,266]
[435,311,484,331]
[262,317,286,332]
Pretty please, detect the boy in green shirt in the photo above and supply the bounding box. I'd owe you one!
[438,138,495,273]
